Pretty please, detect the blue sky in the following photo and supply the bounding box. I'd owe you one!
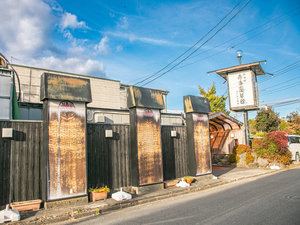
[1,0,300,120]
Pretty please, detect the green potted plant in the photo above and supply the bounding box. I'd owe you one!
[88,186,110,202]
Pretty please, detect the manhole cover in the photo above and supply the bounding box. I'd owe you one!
[285,195,300,201]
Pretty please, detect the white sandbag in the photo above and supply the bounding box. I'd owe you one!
[176,179,190,188]
[0,204,20,223]
[112,188,132,201]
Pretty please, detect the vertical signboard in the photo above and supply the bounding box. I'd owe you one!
[193,114,211,175]
[47,100,87,200]
[136,108,163,185]
[227,70,258,111]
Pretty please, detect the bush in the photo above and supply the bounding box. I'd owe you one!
[229,154,237,163]
[252,138,267,157]
[245,152,255,164]
[253,132,265,137]
[235,145,251,155]
[265,131,289,154]
[252,131,291,165]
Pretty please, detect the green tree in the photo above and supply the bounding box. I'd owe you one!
[248,119,257,134]
[284,112,300,135]
[255,107,280,132]
[280,120,288,132]
[198,83,230,114]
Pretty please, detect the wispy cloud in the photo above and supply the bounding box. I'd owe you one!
[94,36,110,55]
[106,31,188,47]
[60,12,88,30]
[117,16,129,29]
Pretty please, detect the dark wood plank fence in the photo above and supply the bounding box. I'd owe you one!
[10,121,44,202]
[87,124,131,189]
[161,126,189,181]
[0,121,11,208]
[1,121,190,207]
[0,121,44,207]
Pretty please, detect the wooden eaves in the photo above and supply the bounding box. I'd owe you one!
[207,61,267,80]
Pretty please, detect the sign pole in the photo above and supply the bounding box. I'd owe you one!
[243,110,249,145]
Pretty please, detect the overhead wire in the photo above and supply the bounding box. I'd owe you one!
[175,7,300,72]
[134,0,245,86]
[139,0,252,86]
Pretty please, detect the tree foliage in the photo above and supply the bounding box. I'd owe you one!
[252,131,291,165]
[255,107,280,132]
[283,112,300,135]
[248,119,257,134]
[198,83,230,114]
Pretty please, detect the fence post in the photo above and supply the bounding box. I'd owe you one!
[127,86,165,186]
[40,73,91,203]
[184,96,212,176]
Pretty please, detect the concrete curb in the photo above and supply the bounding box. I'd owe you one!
[11,169,287,224]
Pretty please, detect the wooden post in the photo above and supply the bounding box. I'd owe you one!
[40,73,91,201]
[128,86,164,186]
[184,96,212,176]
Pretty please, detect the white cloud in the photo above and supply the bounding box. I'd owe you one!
[106,32,187,47]
[60,12,87,30]
[94,36,109,55]
[29,56,105,76]
[0,0,53,58]
[116,45,123,52]
[117,16,129,29]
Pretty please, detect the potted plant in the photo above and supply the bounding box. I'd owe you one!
[183,176,195,184]
[10,199,43,211]
[89,186,110,202]
[164,179,178,188]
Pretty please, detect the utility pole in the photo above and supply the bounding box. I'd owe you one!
[236,50,249,145]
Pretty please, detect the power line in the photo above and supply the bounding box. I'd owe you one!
[140,0,252,86]
[152,6,300,76]
[134,0,245,86]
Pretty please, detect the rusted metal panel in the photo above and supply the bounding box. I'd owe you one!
[127,86,165,109]
[47,100,87,200]
[192,114,212,175]
[40,73,92,103]
[183,95,211,114]
[136,108,163,185]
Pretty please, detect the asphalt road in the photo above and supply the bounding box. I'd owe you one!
[70,169,300,225]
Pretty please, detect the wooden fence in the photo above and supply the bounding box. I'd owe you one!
[87,124,131,189]
[0,121,190,207]
[161,126,189,180]
[0,121,11,208]
[0,121,44,207]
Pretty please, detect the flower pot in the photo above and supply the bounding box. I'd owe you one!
[90,191,108,202]
[164,180,178,188]
[10,199,42,211]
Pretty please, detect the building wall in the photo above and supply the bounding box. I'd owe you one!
[161,113,184,126]
[11,65,169,122]
[219,128,245,154]
[11,64,122,110]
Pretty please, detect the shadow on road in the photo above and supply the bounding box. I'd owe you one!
[212,165,236,177]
